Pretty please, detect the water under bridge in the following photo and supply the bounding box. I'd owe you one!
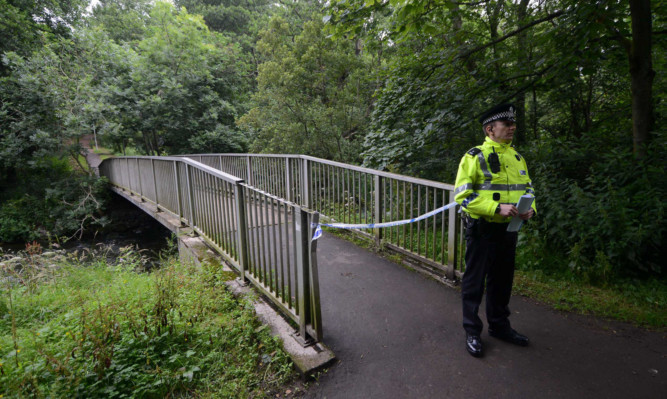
[98,154,665,398]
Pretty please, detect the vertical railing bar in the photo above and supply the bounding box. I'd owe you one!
[213,177,223,250]
[278,201,286,303]
[433,188,438,262]
[410,184,414,252]
[246,155,253,186]
[352,170,356,223]
[195,169,204,233]
[441,190,446,264]
[402,180,407,249]
[316,163,321,213]
[374,175,383,247]
[245,187,255,275]
[214,176,222,247]
[303,159,311,209]
[389,179,394,243]
[260,192,269,284]
[253,189,261,279]
[295,207,309,338]
[274,160,279,198]
[185,164,195,230]
[286,202,293,309]
[203,172,211,238]
[447,190,459,280]
[364,173,368,225]
[327,165,332,218]
[308,211,322,342]
[417,186,421,255]
[425,186,429,259]
[136,158,143,200]
[125,158,130,193]
[208,174,218,246]
[285,158,292,203]
[251,188,260,277]
[151,159,160,211]
[217,178,226,251]
[195,170,203,232]
[207,172,214,239]
[174,162,182,222]
[271,193,278,294]
[226,181,235,255]
[347,169,351,223]
[291,206,298,312]
[213,177,222,249]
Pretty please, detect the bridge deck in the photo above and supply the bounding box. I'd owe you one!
[307,232,666,398]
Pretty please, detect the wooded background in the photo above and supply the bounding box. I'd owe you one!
[1,0,664,282]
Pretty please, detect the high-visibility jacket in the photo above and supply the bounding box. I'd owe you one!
[454,137,536,223]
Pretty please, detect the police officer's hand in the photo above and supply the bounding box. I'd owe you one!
[519,209,534,220]
[498,204,518,217]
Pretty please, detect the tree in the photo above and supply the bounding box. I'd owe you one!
[87,0,152,43]
[238,2,376,162]
[0,0,86,76]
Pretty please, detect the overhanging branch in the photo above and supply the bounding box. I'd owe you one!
[456,10,565,61]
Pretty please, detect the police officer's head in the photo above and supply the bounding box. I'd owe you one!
[479,103,516,137]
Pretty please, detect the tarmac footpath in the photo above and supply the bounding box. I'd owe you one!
[304,232,666,399]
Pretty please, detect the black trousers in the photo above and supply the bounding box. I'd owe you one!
[461,217,518,336]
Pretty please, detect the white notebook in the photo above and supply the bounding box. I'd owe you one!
[507,195,534,232]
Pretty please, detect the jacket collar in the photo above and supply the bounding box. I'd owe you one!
[483,136,512,152]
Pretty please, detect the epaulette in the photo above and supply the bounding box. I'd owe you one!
[467,147,482,156]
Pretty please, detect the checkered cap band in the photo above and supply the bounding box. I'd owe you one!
[482,107,516,125]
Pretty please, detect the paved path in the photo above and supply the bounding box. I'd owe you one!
[80,134,103,173]
[305,232,666,399]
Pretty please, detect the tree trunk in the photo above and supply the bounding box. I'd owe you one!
[629,0,654,158]
[514,0,530,146]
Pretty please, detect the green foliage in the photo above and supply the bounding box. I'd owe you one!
[88,0,152,43]
[0,0,86,76]
[238,2,376,162]
[0,168,109,243]
[0,247,295,397]
[0,197,42,243]
[522,129,666,281]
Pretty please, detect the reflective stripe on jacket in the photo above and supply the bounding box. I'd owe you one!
[454,137,537,223]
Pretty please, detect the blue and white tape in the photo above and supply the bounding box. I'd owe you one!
[312,201,458,241]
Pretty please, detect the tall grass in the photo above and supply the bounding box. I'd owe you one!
[0,244,296,398]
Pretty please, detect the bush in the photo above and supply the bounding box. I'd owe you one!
[0,197,43,243]
[0,167,109,244]
[523,129,666,282]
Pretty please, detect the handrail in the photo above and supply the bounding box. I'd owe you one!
[179,153,455,190]
[99,156,323,345]
[180,154,464,280]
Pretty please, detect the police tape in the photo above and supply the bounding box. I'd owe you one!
[311,201,458,241]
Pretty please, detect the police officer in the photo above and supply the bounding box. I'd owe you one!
[454,103,536,358]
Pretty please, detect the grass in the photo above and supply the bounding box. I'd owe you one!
[92,146,114,156]
[0,244,302,398]
[513,269,666,329]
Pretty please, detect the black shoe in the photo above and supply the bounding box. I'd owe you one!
[488,328,529,346]
[466,333,483,357]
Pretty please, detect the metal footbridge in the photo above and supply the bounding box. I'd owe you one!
[99,154,465,345]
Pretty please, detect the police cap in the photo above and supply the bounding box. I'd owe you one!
[479,103,516,125]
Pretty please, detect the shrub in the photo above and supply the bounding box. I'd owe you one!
[523,129,666,282]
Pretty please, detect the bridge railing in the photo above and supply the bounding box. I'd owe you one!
[184,154,464,280]
[99,156,323,345]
